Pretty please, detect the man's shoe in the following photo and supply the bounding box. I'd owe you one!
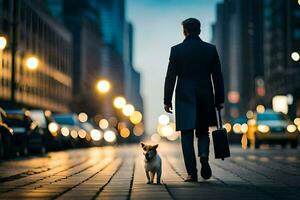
[200,157,212,180]
[184,175,198,182]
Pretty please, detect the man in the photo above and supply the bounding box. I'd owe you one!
[164,18,224,182]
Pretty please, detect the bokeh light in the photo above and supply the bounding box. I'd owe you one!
[90,129,102,141]
[113,96,126,109]
[0,36,7,50]
[130,111,143,124]
[120,128,130,138]
[223,123,231,132]
[104,130,116,143]
[233,123,242,134]
[61,127,70,136]
[161,125,174,137]
[246,110,254,119]
[122,104,135,116]
[78,129,87,139]
[287,124,297,133]
[294,118,300,126]
[133,123,144,136]
[257,125,270,133]
[99,119,109,129]
[228,91,240,103]
[291,52,300,61]
[70,130,78,138]
[158,114,170,125]
[256,104,265,113]
[97,80,110,93]
[44,110,52,117]
[26,56,39,70]
[241,123,248,133]
[48,122,59,133]
[78,112,88,122]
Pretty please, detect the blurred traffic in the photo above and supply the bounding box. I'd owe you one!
[0,103,145,160]
[223,104,299,150]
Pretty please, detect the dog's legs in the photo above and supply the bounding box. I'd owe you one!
[145,170,151,184]
[150,171,155,184]
[157,167,162,184]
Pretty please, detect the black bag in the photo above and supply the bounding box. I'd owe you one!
[212,109,230,160]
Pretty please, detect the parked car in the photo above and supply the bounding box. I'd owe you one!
[3,109,46,155]
[53,114,81,148]
[254,109,299,149]
[30,110,61,151]
[0,107,14,159]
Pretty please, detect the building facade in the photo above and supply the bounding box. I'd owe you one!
[0,0,73,112]
[263,0,300,117]
[213,0,300,119]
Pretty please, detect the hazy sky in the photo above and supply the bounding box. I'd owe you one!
[126,0,221,133]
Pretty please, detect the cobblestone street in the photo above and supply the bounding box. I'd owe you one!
[0,143,300,200]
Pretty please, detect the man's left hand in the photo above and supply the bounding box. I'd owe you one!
[164,104,173,113]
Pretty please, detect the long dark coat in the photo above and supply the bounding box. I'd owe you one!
[164,35,225,131]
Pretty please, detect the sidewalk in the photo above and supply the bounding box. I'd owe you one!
[0,143,299,199]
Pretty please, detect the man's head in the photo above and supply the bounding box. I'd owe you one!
[182,18,201,36]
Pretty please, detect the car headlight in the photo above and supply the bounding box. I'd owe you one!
[257,125,270,133]
[48,122,59,133]
[90,129,102,141]
[287,124,297,133]
[61,127,70,136]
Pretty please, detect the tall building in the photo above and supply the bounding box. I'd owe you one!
[263,0,300,117]
[0,0,73,112]
[46,0,105,115]
[124,22,144,112]
[213,0,300,119]
[92,0,126,97]
[46,0,144,118]
[213,0,261,119]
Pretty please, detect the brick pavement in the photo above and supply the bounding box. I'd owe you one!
[0,143,299,200]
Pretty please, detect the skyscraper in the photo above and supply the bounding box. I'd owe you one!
[213,0,300,119]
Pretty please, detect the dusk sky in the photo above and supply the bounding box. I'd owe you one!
[126,0,221,133]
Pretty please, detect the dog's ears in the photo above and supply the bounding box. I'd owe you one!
[141,142,145,148]
[152,144,159,150]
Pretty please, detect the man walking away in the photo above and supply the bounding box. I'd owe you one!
[164,18,225,182]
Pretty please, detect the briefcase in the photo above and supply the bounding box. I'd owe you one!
[212,109,230,160]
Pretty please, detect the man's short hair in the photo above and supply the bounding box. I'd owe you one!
[182,18,201,35]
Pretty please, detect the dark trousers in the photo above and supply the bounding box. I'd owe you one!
[181,129,210,176]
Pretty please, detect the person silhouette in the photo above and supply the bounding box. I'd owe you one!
[164,18,225,181]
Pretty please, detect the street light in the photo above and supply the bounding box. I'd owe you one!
[97,79,110,94]
[113,96,126,109]
[0,36,6,85]
[26,56,39,70]
[0,36,7,50]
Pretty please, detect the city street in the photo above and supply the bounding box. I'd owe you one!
[0,142,299,200]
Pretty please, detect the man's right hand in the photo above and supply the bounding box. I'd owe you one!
[164,104,173,113]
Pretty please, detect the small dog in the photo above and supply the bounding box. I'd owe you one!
[141,142,162,184]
